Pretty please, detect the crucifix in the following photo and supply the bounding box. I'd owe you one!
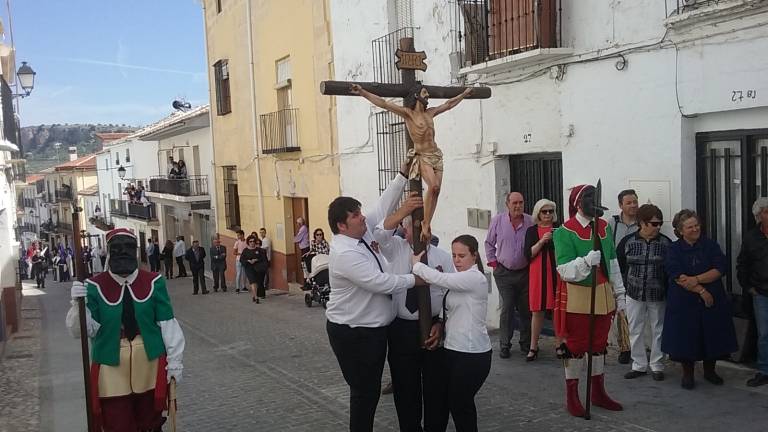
[320,37,491,343]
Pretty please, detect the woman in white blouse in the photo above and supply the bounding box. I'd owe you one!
[412,234,491,432]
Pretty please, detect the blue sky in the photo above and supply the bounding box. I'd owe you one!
[5,0,208,127]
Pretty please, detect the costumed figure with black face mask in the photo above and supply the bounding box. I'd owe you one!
[349,82,473,242]
[552,185,627,417]
[66,228,185,431]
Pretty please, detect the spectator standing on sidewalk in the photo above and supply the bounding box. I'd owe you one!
[609,189,639,364]
[233,230,248,293]
[736,198,768,387]
[210,238,228,292]
[185,240,208,295]
[616,204,672,381]
[162,240,175,279]
[259,228,272,289]
[485,191,533,358]
[174,236,188,277]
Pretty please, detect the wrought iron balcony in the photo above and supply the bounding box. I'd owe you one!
[89,216,115,231]
[20,223,37,234]
[454,0,562,67]
[260,108,300,154]
[147,175,209,197]
[110,199,157,221]
[55,187,74,201]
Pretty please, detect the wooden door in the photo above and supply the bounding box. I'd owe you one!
[288,197,309,284]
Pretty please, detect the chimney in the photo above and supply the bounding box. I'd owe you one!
[68,146,78,161]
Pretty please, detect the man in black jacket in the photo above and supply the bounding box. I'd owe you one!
[737,197,768,387]
[210,238,227,292]
[185,240,209,295]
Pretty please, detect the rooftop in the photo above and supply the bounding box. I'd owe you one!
[53,154,97,171]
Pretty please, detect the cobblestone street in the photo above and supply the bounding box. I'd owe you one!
[2,274,767,431]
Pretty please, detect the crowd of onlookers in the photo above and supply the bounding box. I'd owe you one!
[123,183,149,205]
[486,189,768,389]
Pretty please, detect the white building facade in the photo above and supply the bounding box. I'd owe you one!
[331,0,768,326]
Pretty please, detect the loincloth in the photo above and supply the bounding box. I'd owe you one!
[406,147,444,180]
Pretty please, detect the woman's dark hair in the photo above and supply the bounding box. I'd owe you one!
[672,209,700,238]
[637,204,663,224]
[246,235,261,246]
[165,240,173,248]
[314,228,324,237]
[328,196,361,234]
[403,83,425,110]
[451,234,484,273]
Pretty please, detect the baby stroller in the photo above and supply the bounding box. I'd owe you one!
[303,253,330,308]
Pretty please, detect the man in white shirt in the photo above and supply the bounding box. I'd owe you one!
[374,201,454,432]
[259,228,272,289]
[326,162,420,432]
[173,236,187,277]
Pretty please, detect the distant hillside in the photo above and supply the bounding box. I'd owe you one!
[21,124,138,172]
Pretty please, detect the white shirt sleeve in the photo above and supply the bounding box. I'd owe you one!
[557,256,592,282]
[412,263,485,293]
[609,258,626,298]
[65,301,100,339]
[158,318,185,367]
[334,249,415,295]
[365,174,407,232]
[373,224,409,264]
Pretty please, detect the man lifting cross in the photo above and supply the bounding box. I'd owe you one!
[351,83,472,242]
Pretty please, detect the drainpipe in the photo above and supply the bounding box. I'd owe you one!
[200,1,221,238]
[245,0,266,227]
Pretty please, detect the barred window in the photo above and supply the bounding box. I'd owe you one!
[509,153,563,221]
[214,60,232,115]
[222,166,241,230]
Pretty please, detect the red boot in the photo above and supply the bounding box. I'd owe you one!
[590,374,623,411]
[566,379,586,417]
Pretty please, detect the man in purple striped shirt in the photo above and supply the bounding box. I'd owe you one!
[485,192,534,359]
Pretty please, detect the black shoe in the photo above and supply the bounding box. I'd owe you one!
[213,288,219,292]
[624,370,647,379]
[652,371,665,381]
[202,290,210,295]
[704,371,724,385]
[525,349,539,362]
[193,292,199,295]
[499,347,511,359]
[222,288,227,292]
[618,351,631,364]
[236,289,240,293]
[747,373,768,387]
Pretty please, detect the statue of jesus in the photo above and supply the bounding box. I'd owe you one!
[351,83,473,241]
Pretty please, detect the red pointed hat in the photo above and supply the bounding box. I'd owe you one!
[568,184,589,219]
[106,228,136,243]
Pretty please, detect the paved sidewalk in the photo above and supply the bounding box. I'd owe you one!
[2,273,767,431]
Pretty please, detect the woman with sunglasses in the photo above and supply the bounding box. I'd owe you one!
[240,235,269,303]
[310,229,330,255]
[523,199,562,361]
[616,204,672,381]
[411,235,490,432]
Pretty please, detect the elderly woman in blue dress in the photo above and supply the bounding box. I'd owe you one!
[662,209,738,389]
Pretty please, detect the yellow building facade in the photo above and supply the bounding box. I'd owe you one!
[203,0,339,290]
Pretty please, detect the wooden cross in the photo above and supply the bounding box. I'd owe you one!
[320,37,491,343]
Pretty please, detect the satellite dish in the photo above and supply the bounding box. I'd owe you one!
[172,100,192,112]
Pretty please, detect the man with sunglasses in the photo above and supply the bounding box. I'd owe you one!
[616,204,672,381]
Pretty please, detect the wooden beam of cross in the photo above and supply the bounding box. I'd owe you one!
[320,37,491,344]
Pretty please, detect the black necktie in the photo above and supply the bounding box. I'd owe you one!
[360,239,383,272]
[405,253,420,313]
[121,281,138,341]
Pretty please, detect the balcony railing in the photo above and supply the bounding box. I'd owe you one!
[260,108,300,154]
[55,187,74,201]
[455,0,561,67]
[147,175,209,197]
[56,222,73,233]
[20,223,37,234]
[89,216,115,231]
[22,198,35,208]
[110,199,157,221]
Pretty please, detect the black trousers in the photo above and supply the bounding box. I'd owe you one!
[327,320,387,432]
[212,264,227,291]
[164,259,174,279]
[444,349,491,432]
[149,256,160,272]
[175,256,187,276]
[388,318,448,432]
[191,267,207,294]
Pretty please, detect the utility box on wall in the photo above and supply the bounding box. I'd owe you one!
[467,208,492,229]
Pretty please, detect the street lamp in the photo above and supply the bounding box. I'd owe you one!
[117,165,126,180]
[15,62,36,98]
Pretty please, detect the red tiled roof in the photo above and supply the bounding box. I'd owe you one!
[95,132,133,144]
[54,154,97,171]
[25,174,44,184]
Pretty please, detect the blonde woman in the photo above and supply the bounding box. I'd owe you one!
[523,199,562,361]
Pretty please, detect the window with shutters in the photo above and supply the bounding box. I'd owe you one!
[222,166,241,230]
[214,60,232,115]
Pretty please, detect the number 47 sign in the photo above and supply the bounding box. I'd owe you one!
[732,89,757,102]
